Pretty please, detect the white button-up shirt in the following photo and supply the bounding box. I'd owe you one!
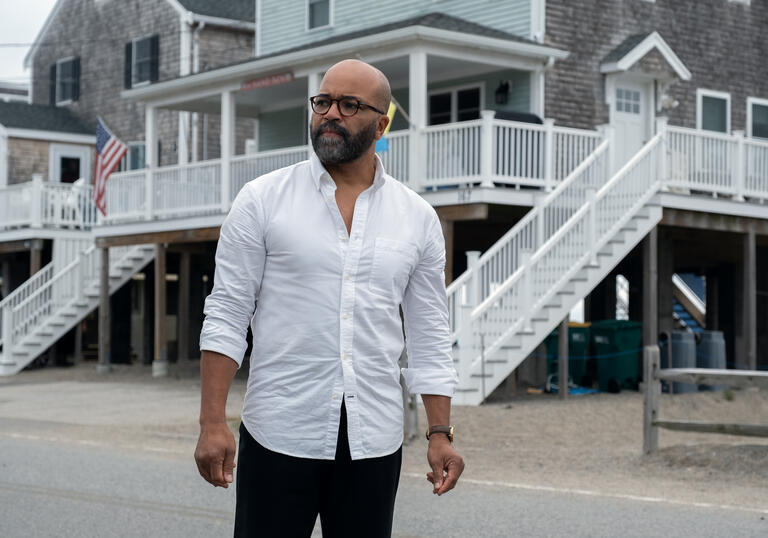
[200,152,458,460]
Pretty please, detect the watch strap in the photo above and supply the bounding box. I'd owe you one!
[426,425,453,442]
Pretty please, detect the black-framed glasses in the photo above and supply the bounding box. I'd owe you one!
[309,95,385,117]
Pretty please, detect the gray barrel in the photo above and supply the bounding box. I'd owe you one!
[697,331,726,391]
[660,331,697,393]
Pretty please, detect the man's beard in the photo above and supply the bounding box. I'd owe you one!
[311,119,378,165]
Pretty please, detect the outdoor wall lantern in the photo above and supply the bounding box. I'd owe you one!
[495,80,510,105]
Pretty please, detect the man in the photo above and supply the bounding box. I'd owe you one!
[195,59,464,537]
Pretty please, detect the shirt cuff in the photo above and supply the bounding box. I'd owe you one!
[199,322,248,367]
[401,366,459,397]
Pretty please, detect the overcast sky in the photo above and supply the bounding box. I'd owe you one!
[0,0,58,84]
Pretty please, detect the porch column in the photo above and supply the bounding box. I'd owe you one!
[657,229,674,336]
[153,243,168,377]
[177,251,191,362]
[97,247,110,373]
[529,69,545,119]
[29,239,43,276]
[739,229,757,370]
[220,90,235,213]
[408,51,427,192]
[307,72,321,143]
[642,228,659,454]
[145,105,157,220]
[178,112,190,166]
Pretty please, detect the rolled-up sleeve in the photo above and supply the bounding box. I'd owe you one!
[400,211,459,396]
[199,184,266,366]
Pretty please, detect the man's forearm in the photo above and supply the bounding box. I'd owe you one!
[199,350,239,425]
[421,394,451,428]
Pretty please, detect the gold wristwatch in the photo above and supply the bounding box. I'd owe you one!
[425,425,454,443]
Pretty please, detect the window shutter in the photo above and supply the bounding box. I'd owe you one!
[50,64,57,105]
[73,57,81,101]
[149,35,159,82]
[124,42,133,89]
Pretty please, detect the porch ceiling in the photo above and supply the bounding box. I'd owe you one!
[161,55,531,116]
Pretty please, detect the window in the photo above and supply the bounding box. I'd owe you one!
[119,142,146,171]
[747,97,768,139]
[51,57,80,105]
[616,88,641,114]
[308,0,331,29]
[697,89,730,133]
[124,35,159,89]
[428,85,483,125]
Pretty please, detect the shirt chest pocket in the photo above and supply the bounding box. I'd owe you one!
[369,238,418,299]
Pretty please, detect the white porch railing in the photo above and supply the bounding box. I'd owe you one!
[104,113,604,223]
[231,146,310,197]
[0,177,97,231]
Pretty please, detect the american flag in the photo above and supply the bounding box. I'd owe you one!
[93,117,127,216]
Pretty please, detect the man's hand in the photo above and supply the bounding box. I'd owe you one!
[426,435,464,496]
[194,422,236,488]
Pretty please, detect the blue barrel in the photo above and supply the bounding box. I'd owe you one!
[660,331,697,393]
[696,331,726,391]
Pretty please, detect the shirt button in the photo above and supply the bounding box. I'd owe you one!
[327,196,333,202]
[332,394,338,400]
[343,313,349,320]
[343,353,349,360]
[345,274,351,280]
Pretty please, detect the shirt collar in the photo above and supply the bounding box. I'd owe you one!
[309,151,387,192]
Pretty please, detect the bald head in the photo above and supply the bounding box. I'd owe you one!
[320,59,391,112]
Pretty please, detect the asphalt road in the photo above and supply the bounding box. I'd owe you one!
[1,434,766,538]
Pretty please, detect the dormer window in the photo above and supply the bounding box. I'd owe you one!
[308,0,331,30]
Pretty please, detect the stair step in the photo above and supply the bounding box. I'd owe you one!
[500,343,521,350]
[516,328,535,335]
[84,290,100,298]
[471,373,493,378]
[35,330,54,337]
[486,359,508,364]
[557,288,575,295]
[570,275,588,282]
[620,224,637,232]
[60,311,78,318]
[22,341,43,347]
[73,301,89,308]
[11,350,29,357]
[49,320,66,327]
[0,361,16,367]
[455,387,479,393]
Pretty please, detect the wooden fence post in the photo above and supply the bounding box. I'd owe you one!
[643,345,660,454]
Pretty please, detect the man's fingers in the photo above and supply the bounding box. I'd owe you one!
[437,460,461,495]
[209,457,227,487]
[430,462,444,493]
[223,443,236,484]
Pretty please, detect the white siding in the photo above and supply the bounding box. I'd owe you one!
[259,0,532,56]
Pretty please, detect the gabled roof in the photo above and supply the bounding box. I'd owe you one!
[0,101,93,135]
[272,12,541,57]
[601,31,691,80]
[174,0,254,22]
[24,0,254,69]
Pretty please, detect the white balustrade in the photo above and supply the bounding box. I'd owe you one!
[0,182,34,229]
[377,130,410,186]
[230,146,310,199]
[153,159,222,218]
[744,137,768,199]
[666,126,738,196]
[423,120,483,188]
[104,170,146,222]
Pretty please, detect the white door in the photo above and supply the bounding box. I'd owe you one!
[612,81,650,168]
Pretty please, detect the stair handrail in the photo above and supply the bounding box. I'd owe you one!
[0,263,55,310]
[672,274,706,318]
[446,138,610,341]
[465,135,663,365]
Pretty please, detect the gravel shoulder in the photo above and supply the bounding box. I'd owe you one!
[1,361,767,511]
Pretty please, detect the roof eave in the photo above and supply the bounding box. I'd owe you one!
[600,31,691,81]
[122,25,568,102]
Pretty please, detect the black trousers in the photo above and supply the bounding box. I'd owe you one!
[234,401,402,538]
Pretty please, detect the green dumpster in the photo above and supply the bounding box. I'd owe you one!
[544,323,591,387]
[590,320,642,392]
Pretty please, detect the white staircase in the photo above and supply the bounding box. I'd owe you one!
[450,134,665,405]
[0,244,155,375]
